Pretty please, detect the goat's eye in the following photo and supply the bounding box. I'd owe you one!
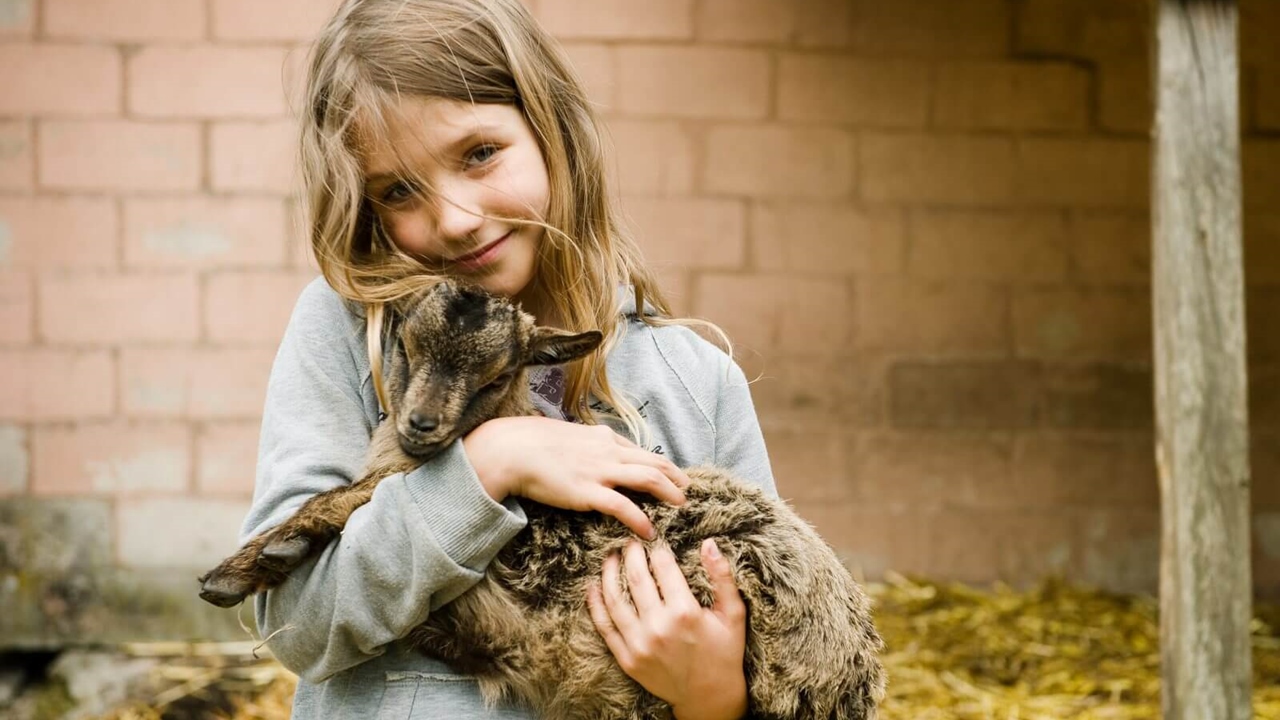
[484,372,514,391]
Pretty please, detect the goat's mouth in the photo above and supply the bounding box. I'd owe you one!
[398,434,450,459]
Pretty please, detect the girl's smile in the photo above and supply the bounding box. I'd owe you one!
[447,229,513,272]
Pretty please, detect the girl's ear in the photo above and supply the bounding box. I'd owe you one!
[526,328,604,366]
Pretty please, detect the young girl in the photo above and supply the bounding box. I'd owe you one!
[242,0,776,717]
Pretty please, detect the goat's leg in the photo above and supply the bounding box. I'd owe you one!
[254,475,382,572]
[197,473,384,607]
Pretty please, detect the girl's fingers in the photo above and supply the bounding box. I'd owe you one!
[587,583,633,667]
[607,462,686,506]
[623,540,662,612]
[601,552,640,635]
[648,543,696,608]
[617,448,692,491]
[590,487,656,540]
[702,539,746,621]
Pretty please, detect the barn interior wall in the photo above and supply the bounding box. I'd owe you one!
[1,0,1277,646]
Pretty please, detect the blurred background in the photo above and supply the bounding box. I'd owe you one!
[0,0,1278,655]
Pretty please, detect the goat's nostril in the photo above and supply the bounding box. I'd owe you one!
[408,411,438,433]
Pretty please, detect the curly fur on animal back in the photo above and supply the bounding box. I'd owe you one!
[197,280,885,719]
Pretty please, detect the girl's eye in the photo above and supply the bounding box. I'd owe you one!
[466,144,499,168]
[380,181,416,204]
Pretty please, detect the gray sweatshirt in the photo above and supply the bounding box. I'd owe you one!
[242,277,777,718]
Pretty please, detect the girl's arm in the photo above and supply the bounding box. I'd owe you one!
[243,281,528,683]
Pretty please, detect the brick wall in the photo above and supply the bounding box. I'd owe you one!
[0,0,1277,645]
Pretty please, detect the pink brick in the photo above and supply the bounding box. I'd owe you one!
[39,273,199,344]
[704,125,855,198]
[1016,0,1148,60]
[761,426,850,503]
[0,349,114,421]
[0,272,33,344]
[848,430,1012,508]
[124,197,288,269]
[747,353,889,429]
[32,423,190,496]
[1246,214,1280,285]
[854,0,1009,57]
[40,121,201,191]
[196,421,259,497]
[120,347,276,418]
[617,47,770,119]
[212,0,337,40]
[910,210,1069,282]
[1011,432,1158,507]
[1260,70,1280,132]
[855,278,1010,356]
[606,121,695,196]
[925,507,1079,584]
[117,497,250,567]
[1071,212,1150,285]
[751,203,906,276]
[795,0,855,48]
[696,0,795,43]
[0,121,33,189]
[1016,139,1149,208]
[537,0,694,40]
[1245,141,1280,210]
[861,134,1016,205]
[1242,0,1280,68]
[778,55,930,126]
[212,0,339,41]
[0,0,34,37]
[626,198,747,270]
[129,47,291,119]
[561,43,616,111]
[1098,60,1150,134]
[1013,288,1152,362]
[693,274,852,353]
[0,196,118,269]
[210,121,298,194]
[934,61,1090,131]
[45,0,205,40]
[205,271,315,344]
[0,44,121,116]
[0,425,27,494]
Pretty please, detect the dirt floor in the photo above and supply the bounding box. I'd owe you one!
[8,576,1277,720]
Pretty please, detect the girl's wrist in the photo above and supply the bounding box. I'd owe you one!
[462,420,514,502]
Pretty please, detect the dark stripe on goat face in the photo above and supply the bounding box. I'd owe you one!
[444,285,492,333]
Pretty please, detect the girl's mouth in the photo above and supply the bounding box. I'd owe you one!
[449,231,511,272]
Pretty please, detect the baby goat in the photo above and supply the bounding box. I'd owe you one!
[198,280,884,720]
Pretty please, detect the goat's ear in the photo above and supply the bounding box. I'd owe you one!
[525,328,604,366]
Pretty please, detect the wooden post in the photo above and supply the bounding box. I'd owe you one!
[1152,1,1253,719]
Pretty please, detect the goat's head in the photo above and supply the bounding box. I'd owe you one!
[385,280,603,459]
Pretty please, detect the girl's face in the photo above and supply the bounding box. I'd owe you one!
[362,97,551,302]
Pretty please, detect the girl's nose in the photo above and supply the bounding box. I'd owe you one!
[433,191,486,243]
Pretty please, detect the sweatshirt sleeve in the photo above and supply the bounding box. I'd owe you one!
[240,279,527,683]
[711,353,778,499]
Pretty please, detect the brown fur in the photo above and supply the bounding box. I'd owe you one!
[198,281,885,719]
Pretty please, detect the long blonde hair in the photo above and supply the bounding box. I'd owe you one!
[298,0,723,444]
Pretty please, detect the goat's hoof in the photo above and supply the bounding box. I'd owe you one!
[258,536,311,572]
[198,573,251,608]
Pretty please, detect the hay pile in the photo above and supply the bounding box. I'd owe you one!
[873,573,1280,719]
[84,577,1280,719]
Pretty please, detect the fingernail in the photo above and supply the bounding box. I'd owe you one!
[703,538,720,558]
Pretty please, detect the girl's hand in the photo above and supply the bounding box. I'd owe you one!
[461,415,689,539]
[587,538,749,720]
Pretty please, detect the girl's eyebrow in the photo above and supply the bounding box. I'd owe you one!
[364,124,506,186]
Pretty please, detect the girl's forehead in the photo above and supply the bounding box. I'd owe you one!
[358,97,526,176]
